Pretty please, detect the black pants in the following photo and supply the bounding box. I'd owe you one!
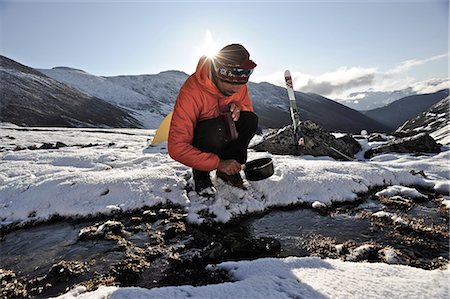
[193,111,258,178]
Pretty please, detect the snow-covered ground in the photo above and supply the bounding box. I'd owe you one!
[1,124,449,298]
[56,256,449,299]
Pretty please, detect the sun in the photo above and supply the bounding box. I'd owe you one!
[201,29,220,59]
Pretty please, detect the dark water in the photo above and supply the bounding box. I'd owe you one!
[0,197,448,297]
[0,221,123,278]
[249,198,449,260]
[250,209,373,256]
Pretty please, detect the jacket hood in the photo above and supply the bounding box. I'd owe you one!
[194,56,222,95]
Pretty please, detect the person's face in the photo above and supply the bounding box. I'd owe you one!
[215,77,245,96]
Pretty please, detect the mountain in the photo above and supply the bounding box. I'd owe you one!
[395,96,449,145]
[362,89,449,131]
[0,56,141,128]
[38,67,184,128]
[40,65,389,133]
[6,54,440,134]
[248,82,390,133]
[337,88,417,111]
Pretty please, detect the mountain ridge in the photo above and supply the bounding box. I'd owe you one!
[362,89,449,131]
[0,55,141,128]
[1,54,441,134]
[39,62,388,133]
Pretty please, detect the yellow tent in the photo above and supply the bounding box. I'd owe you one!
[151,111,173,145]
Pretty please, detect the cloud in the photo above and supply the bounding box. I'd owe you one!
[386,53,448,75]
[256,67,377,98]
[300,67,377,96]
[410,78,450,94]
[255,52,448,99]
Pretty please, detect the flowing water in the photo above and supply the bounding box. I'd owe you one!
[1,195,448,297]
[248,197,449,263]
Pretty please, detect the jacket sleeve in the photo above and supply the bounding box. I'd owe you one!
[168,88,221,172]
[239,85,254,112]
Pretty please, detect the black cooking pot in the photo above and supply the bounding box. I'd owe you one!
[244,157,274,181]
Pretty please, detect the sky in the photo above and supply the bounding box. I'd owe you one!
[0,0,448,100]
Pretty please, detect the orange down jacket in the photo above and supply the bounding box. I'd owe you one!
[168,56,254,171]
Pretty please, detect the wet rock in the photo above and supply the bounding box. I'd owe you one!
[254,237,282,255]
[46,261,87,282]
[111,255,150,286]
[251,121,360,160]
[142,210,158,222]
[364,133,441,159]
[162,262,230,287]
[202,241,227,262]
[0,269,28,298]
[78,220,125,240]
[163,222,187,239]
[412,257,449,270]
[307,235,344,258]
[346,244,382,262]
[312,201,329,212]
[378,247,408,265]
[378,196,414,209]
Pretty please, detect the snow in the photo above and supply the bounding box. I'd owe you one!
[1,124,449,298]
[375,185,427,200]
[431,123,450,146]
[372,211,409,226]
[54,257,449,299]
[37,68,186,129]
[1,125,449,227]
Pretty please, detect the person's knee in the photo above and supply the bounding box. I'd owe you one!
[238,111,258,133]
[194,118,226,153]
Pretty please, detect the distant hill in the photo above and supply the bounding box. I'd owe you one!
[0,55,141,128]
[395,96,449,145]
[362,89,449,131]
[337,88,417,111]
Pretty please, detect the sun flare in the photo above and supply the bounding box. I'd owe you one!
[202,29,220,58]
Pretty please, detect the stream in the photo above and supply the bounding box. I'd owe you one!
[1,191,448,298]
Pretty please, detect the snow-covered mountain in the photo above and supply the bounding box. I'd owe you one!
[37,67,182,128]
[337,88,417,111]
[0,56,141,128]
[396,96,450,145]
[40,64,388,133]
[362,89,449,131]
[4,54,445,134]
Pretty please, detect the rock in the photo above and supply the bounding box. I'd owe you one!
[202,242,226,262]
[78,220,125,240]
[364,133,441,159]
[251,121,361,160]
[46,261,86,282]
[346,244,382,262]
[39,143,54,150]
[368,133,391,142]
[312,201,328,212]
[55,142,68,148]
[378,247,408,265]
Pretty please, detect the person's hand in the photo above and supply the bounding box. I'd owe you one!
[217,159,241,175]
[229,103,241,121]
